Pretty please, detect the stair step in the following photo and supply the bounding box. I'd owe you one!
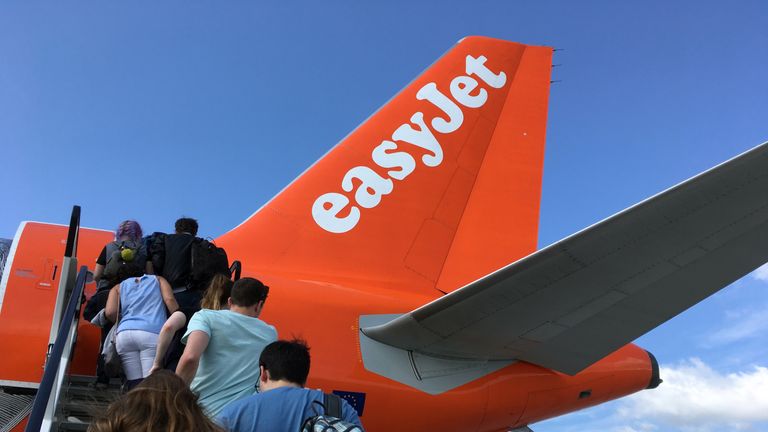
[59,400,109,416]
[66,375,122,389]
[54,375,123,430]
[64,385,121,400]
[58,419,90,431]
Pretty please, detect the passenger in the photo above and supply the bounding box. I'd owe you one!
[199,274,234,311]
[85,220,148,388]
[147,217,204,370]
[175,277,277,417]
[218,339,363,432]
[93,220,148,291]
[149,274,233,375]
[105,263,179,389]
[148,217,202,310]
[88,370,223,432]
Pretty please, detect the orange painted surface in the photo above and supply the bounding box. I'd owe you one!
[71,228,115,376]
[253,275,652,431]
[211,37,652,431]
[10,416,28,431]
[0,37,656,431]
[0,223,111,384]
[217,37,546,295]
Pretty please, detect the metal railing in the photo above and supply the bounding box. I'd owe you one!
[25,266,88,432]
[230,260,242,281]
[47,206,81,347]
[63,206,80,259]
[26,206,84,432]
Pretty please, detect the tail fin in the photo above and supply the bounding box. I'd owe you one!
[217,37,553,295]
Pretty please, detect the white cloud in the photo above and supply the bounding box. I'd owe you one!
[707,308,768,345]
[617,358,768,430]
[752,263,768,282]
[612,424,657,432]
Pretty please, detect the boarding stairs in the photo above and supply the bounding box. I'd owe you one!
[54,376,122,431]
[6,206,241,432]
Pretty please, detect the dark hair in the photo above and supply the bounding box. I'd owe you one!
[115,262,144,283]
[88,370,223,432]
[230,277,269,307]
[174,218,198,236]
[259,339,311,387]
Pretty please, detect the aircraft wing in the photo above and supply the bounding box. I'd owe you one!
[362,141,768,375]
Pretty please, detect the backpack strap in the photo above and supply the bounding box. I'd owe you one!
[116,284,121,325]
[323,393,342,419]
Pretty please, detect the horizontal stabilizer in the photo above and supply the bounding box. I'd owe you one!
[362,141,768,375]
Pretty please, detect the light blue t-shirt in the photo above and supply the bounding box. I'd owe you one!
[117,275,166,334]
[182,309,277,417]
[218,387,362,432]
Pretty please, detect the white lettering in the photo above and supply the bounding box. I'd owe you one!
[341,166,394,209]
[465,55,506,88]
[450,76,486,108]
[372,140,416,180]
[416,83,464,134]
[313,53,508,233]
[312,193,360,233]
[391,113,443,167]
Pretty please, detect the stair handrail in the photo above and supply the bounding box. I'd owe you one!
[48,205,82,346]
[63,205,80,259]
[26,205,86,432]
[230,260,242,281]
[25,265,89,432]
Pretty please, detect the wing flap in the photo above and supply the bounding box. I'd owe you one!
[362,141,768,375]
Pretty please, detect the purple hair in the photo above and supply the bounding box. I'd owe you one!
[116,220,143,242]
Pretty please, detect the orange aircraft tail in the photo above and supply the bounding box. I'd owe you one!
[217,36,553,296]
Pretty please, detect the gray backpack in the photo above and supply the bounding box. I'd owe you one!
[301,394,363,432]
[102,240,147,286]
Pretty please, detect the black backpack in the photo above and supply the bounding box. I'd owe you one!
[189,238,230,290]
[148,232,168,275]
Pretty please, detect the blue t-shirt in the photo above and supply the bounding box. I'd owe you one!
[117,275,166,334]
[182,309,277,417]
[218,387,362,432]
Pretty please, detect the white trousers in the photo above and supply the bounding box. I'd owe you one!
[116,329,158,380]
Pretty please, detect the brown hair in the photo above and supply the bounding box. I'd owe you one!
[200,274,233,310]
[230,277,269,307]
[88,370,222,432]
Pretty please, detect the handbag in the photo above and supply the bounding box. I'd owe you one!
[101,290,123,377]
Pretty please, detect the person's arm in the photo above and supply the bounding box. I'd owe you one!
[176,330,209,385]
[340,399,363,428]
[93,247,107,283]
[150,311,187,374]
[93,264,105,283]
[157,276,179,314]
[104,285,120,323]
[216,402,240,431]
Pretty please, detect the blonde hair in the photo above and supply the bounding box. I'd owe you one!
[200,273,233,310]
[88,370,222,432]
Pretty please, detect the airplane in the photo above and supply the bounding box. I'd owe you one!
[1,35,767,431]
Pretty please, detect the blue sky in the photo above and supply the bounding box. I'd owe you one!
[1,2,767,430]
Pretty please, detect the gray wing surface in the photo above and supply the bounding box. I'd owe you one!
[362,141,768,375]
